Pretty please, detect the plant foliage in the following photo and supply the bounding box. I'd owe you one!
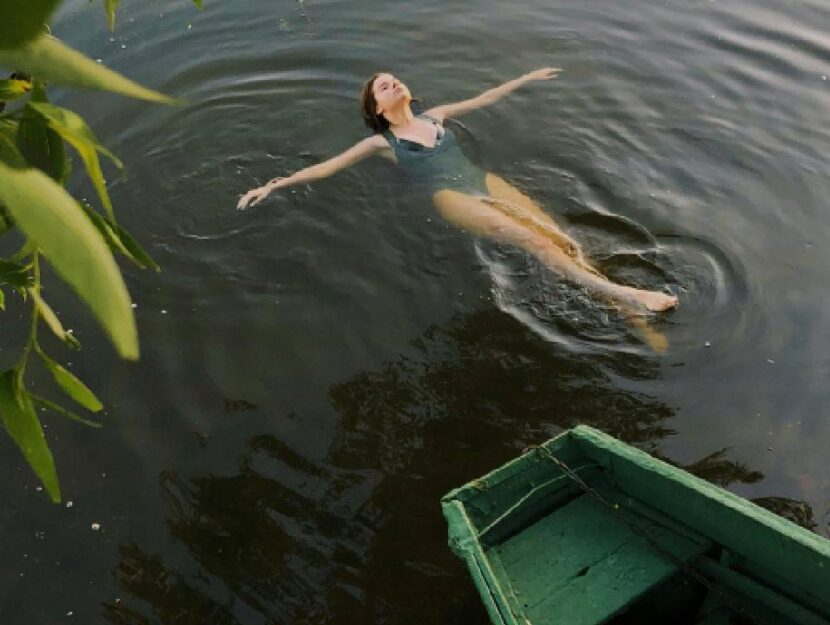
[0,0,201,502]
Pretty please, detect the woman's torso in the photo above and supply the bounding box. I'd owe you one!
[380,113,488,197]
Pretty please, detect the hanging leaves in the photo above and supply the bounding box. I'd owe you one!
[0,119,27,169]
[0,259,33,289]
[0,0,201,504]
[80,202,160,271]
[0,35,181,104]
[103,0,121,32]
[0,164,138,360]
[0,0,61,50]
[30,393,103,428]
[16,82,70,184]
[28,102,122,219]
[0,369,60,502]
[0,78,32,100]
[28,287,80,348]
[37,349,103,412]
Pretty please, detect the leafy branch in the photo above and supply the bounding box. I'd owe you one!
[0,0,200,502]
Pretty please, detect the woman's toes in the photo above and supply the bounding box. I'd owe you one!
[625,288,678,312]
[645,291,678,312]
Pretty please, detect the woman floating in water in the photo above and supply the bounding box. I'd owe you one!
[238,68,678,314]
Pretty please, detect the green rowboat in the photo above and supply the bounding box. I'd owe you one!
[441,426,830,625]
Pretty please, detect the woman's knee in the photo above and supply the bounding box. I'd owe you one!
[495,226,555,252]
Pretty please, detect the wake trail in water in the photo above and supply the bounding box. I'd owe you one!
[477,206,745,355]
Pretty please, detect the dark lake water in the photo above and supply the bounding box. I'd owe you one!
[2,0,830,622]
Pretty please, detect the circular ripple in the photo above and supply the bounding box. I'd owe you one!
[477,207,748,355]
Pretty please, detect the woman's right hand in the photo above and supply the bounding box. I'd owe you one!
[236,178,283,210]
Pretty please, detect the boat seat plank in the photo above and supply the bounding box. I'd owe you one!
[443,427,830,625]
[489,494,709,625]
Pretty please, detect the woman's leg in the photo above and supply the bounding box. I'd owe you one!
[433,189,678,313]
[483,173,588,265]
[480,175,674,351]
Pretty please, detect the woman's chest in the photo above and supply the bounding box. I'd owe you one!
[391,117,446,149]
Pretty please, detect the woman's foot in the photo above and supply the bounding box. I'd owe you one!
[621,287,679,312]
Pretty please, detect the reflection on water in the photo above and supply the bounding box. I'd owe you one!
[675,448,764,488]
[104,541,239,625]
[751,497,817,532]
[328,308,673,462]
[3,0,830,621]
[99,309,811,623]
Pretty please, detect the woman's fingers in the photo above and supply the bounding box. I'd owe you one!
[237,187,268,210]
[527,67,563,81]
[236,191,253,210]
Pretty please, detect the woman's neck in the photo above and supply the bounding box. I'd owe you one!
[383,102,415,129]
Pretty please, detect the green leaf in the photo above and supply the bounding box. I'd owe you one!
[0,0,61,50]
[0,203,14,235]
[37,349,103,412]
[80,203,160,271]
[103,0,121,32]
[80,203,130,255]
[16,82,70,183]
[0,369,60,502]
[111,221,160,271]
[0,259,32,288]
[0,164,138,359]
[30,393,103,428]
[0,119,27,168]
[28,287,78,349]
[0,35,182,104]
[0,78,32,100]
[28,102,121,218]
[0,288,5,310]
[193,0,204,9]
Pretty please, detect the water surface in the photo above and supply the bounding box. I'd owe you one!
[1,0,829,622]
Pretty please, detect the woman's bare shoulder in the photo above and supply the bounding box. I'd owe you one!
[422,107,448,122]
[364,133,389,148]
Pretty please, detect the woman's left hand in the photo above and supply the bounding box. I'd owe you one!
[237,184,272,210]
[523,67,562,82]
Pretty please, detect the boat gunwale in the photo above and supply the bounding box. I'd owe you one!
[441,425,830,623]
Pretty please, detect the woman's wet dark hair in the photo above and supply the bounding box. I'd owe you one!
[360,72,424,134]
[360,72,388,133]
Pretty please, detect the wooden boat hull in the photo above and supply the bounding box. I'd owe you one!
[441,426,830,625]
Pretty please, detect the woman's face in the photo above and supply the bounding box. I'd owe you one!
[372,73,411,116]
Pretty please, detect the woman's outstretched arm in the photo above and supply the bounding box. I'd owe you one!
[425,67,561,122]
[237,134,388,209]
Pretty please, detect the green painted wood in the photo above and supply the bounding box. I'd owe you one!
[528,537,691,625]
[570,426,830,618]
[442,426,830,625]
[477,465,601,548]
[486,548,531,623]
[615,571,706,624]
[441,434,588,531]
[444,499,518,625]
[490,494,708,625]
[695,557,829,625]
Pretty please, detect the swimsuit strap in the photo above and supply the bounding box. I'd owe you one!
[381,113,445,152]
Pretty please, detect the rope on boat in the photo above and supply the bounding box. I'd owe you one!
[531,444,766,625]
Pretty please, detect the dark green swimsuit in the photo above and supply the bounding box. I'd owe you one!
[381,113,489,198]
